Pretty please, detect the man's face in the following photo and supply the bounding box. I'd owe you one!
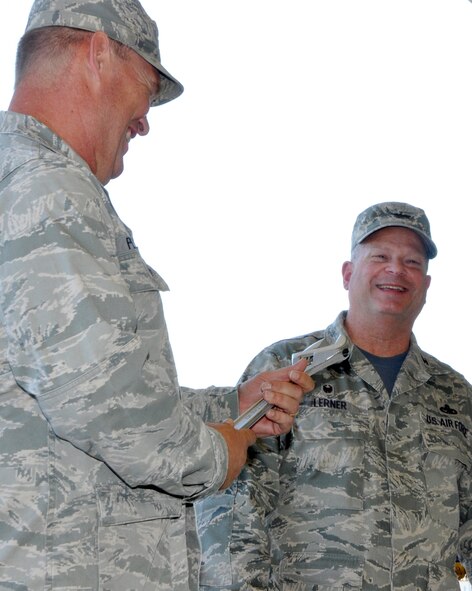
[342,226,431,325]
[98,47,159,183]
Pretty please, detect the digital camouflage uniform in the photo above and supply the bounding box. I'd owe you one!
[0,1,239,589]
[196,313,472,590]
[0,110,238,590]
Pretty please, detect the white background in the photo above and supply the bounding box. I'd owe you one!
[1,2,472,588]
[1,1,472,390]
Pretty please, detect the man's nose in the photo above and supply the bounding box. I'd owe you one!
[386,259,406,275]
[137,116,150,136]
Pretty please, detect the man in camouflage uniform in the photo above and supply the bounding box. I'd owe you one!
[196,202,472,590]
[0,1,314,589]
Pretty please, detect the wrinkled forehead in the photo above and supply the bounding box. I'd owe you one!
[360,226,429,258]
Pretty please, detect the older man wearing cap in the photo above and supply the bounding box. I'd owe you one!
[196,201,472,590]
[0,1,314,589]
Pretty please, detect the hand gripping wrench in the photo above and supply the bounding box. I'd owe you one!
[234,334,349,430]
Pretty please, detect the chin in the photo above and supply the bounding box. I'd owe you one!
[111,162,125,180]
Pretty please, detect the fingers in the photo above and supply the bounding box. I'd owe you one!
[260,363,314,412]
[264,406,297,433]
[288,359,316,393]
[237,359,315,438]
[247,381,310,438]
[259,381,298,416]
[254,360,314,397]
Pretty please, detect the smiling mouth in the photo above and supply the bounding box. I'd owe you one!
[125,129,132,143]
[377,284,407,292]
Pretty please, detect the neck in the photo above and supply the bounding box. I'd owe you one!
[9,83,98,178]
[344,312,412,357]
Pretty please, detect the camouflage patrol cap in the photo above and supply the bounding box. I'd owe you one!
[25,0,184,106]
[351,201,437,259]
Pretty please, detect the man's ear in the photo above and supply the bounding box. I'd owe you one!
[341,261,352,290]
[425,274,432,291]
[87,31,113,77]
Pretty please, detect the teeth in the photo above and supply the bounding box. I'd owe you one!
[126,129,132,143]
[379,285,405,291]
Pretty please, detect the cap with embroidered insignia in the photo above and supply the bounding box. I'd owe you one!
[351,201,437,259]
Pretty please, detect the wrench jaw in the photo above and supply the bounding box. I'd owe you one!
[291,334,349,376]
[234,334,350,430]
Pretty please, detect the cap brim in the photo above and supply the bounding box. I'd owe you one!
[147,60,184,106]
[360,224,437,259]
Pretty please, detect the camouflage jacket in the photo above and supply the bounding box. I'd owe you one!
[196,312,472,590]
[0,111,237,591]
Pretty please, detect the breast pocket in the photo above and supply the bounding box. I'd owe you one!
[117,249,169,332]
[421,415,471,530]
[96,485,182,589]
[290,407,369,511]
[117,249,168,295]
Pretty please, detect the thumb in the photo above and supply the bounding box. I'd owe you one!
[291,358,309,372]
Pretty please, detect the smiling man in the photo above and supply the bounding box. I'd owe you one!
[0,1,314,589]
[196,202,472,591]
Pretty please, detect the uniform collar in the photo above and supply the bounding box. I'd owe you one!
[0,110,92,175]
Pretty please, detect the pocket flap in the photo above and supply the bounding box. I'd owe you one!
[96,485,182,526]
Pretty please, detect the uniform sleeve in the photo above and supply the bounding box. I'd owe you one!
[0,160,227,499]
[180,386,239,423]
[196,346,285,588]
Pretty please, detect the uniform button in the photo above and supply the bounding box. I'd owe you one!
[323,384,333,393]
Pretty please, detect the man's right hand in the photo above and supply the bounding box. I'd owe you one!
[208,422,256,490]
